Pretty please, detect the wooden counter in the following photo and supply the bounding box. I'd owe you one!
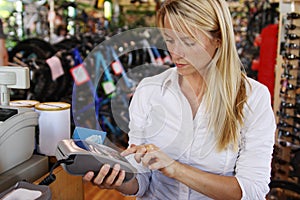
[34,166,84,200]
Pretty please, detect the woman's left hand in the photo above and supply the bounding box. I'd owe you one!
[121,144,179,178]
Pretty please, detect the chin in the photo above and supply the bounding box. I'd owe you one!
[176,67,200,76]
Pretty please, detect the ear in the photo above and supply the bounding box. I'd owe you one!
[214,38,221,48]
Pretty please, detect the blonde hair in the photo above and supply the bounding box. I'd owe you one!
[157,0,248,151]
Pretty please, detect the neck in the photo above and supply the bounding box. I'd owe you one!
[179,72,206,118]
[179,72,205,97]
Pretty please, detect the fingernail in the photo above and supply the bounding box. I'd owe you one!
[87,172,93,179]
[114,164,120,170]
[100,164,109,173]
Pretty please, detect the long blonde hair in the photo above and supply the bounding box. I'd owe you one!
[157,0,248,151]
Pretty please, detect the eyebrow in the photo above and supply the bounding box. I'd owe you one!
[164,33,192,40]
[163,33,173,38]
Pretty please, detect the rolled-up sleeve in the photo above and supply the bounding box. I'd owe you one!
[235,84,276,199]
[124,154,151,197]
[134,172,151,197]
[125,79,152,197]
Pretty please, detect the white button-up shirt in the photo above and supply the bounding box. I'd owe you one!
[127,68,276,200]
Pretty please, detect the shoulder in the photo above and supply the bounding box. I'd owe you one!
[244,77,273,119]
[245,77,271,101]
[241,78,276,140]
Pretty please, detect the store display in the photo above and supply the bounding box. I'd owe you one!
[267,180,300,199]
[229,0,279,80]
[55,139,136,182]
[8,38,71,102]
[5,27,171,148]
[270,0,300,196]
[274,10,300,181]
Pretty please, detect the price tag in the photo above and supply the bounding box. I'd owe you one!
[102,81,116,95]
[112,61,123,75]
[46,56,64,81]
[70,64,90,86]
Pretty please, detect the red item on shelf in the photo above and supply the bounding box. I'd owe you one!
[257,24,278,105]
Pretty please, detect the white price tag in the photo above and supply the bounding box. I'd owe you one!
[112,61,123,75]
[102,81,116,95]
[70,64,90,86]
[46,56,64,81]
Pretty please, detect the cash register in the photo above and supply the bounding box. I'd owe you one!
[0,66,48,192]
[0,106,38,174]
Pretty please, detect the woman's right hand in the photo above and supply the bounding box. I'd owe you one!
[83,163,126,189]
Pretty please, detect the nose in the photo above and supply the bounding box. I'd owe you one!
[168,42,185,61]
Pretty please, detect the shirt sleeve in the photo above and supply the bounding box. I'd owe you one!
[235,83,276,199]
[125,79,152,197]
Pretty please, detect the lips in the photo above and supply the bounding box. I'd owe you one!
[176,63,188,68]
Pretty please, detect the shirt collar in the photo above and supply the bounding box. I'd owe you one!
[161,68,179,95]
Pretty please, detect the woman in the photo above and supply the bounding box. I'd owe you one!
[0,19,8,66]
[84,0,276,199]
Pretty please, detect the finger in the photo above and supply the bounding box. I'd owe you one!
[145,144,156,152]
[114,170,126,186]
[83,171,94,182]
[141,152,157,167]
[105,164,121,185]
[93,164,111,185]
[134,146,147,163]
[120,145,138,156]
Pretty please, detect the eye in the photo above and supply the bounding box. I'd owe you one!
[183,41,196,46]
[165,39,174,44]
[182,38,196,47]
